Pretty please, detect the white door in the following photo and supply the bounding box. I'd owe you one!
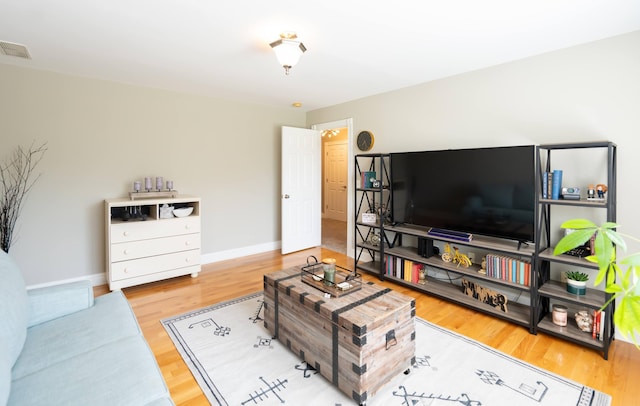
[281,126,322,254]
[324,141,348,221]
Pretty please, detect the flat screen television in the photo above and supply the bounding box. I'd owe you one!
[390,145,536,243]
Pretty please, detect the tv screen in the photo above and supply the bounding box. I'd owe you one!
[390,145,536,243]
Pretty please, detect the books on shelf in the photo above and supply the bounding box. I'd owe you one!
[360,171,377,188]
[592,310,606,341]
[484,253,531,286]
[384,255,422,283]
[542,169,563,200]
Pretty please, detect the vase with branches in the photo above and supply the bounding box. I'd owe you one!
[554,218,640,347]
[0,142,47,253]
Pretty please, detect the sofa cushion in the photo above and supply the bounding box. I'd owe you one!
[8,335,172,406]
[12,291,142,379]
[0,251,28,367]
[0,338,10,406]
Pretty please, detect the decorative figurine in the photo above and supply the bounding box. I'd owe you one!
[418,265,427,285]
[452,246,472,268]
[575,310,593,333]
[596,183,608,199]
[587,184,596,199]
[441,243,453,262]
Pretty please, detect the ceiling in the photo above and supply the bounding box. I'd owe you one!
[1,1,639,111]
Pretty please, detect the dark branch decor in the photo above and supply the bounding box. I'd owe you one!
[0,142,47,253]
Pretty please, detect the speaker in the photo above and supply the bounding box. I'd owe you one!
[418,238,435,258]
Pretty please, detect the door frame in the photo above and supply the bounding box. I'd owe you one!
[311,119,354,258]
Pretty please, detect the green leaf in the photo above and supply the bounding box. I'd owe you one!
[560,219,597,230]
[604,229,627,252]
[621,253,640,267]
[601,221,620,230]
[614,294,640,346]
[554,229,595,255]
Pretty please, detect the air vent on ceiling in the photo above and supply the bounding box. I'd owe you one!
[0,41,31,59]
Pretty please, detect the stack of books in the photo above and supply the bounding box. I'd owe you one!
[592,310,606,341]
[484,254,531,286]
[360,171,376,188]
[542,169,563,200]
[384,255,422,283]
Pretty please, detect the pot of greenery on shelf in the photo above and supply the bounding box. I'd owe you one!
[554,219,640,347]
[565,271,589,295]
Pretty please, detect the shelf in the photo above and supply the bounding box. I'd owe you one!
[538,280,606,308]
[538,198,608,208]
[537,314,605,350]
[386,246,531,292]
[387,274,531,327]
[537,248,599,269]
[355,260,383,275]
[387,224,535,257]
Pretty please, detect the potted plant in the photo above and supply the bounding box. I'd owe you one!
[554,219,640,347]
[565,271,589,295]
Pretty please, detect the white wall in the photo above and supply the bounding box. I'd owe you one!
[308,30,640,343]
[309,30,640,251]
[0,64,305,285]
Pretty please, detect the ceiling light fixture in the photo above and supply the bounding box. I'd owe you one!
[270,32,306,75]
[321,129,340,138]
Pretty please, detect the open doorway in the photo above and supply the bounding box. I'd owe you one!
[321,128,348,254]
[311,119,354,256]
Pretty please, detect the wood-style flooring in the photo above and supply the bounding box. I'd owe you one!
[95,248,640,406]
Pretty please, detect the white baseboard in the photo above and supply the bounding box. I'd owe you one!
[26,272,107,290]
[201,240,281,264]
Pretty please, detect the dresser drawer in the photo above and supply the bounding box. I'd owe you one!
[110,249,200,281]
[110,217,200,243]
[110,234,200,262]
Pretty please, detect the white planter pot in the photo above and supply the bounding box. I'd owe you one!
[567,279,587,295]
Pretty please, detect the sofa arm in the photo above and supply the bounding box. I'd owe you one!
[26,280,95,327]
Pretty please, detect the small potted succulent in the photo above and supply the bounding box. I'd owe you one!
[565,271,589,295]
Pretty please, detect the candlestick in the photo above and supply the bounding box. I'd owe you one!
[144,177,152,192]
[156,176,163,191]
[166,180,173,191]
[133,181,141,192]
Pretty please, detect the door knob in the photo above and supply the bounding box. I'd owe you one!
[283,194,290,199]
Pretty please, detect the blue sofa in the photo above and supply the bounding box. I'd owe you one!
[0,250,174,406]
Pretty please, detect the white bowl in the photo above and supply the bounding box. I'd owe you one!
[172,207,194,217]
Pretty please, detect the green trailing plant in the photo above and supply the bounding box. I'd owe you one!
[554,219,640,347]
[565,271,589,282]
[0,142,47,253]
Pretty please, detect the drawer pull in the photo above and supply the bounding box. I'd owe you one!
[124,268,129,274]
[185,241,190,246]
[185,258,191,263]
[123,249,129,255]
[123,231,129,237]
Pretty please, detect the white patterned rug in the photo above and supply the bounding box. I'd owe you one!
[161,292,611,406]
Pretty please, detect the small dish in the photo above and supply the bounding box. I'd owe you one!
[172,207,194,217]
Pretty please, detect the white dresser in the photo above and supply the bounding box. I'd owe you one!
[105,195,201,290]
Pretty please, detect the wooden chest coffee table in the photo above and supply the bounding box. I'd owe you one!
[264,266,416,405]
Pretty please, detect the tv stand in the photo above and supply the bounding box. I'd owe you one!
[354,154,536,333]
[355,142,617,360]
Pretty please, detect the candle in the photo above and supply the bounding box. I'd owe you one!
[133,181,141,192]
[144,177,152,191]
[166,180,173,191]
[156,176,163,191]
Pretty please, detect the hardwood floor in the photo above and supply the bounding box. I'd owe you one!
[97,248,640,406]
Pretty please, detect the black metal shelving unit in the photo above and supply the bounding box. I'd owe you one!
[354,154,390,277]
[534,141,616,359]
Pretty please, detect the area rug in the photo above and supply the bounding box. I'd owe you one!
[161,292,611,406]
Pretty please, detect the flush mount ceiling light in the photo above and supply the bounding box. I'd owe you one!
[321,129,340,138]
[270,32,306,75]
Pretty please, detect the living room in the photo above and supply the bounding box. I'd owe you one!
[1,2,639,405]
